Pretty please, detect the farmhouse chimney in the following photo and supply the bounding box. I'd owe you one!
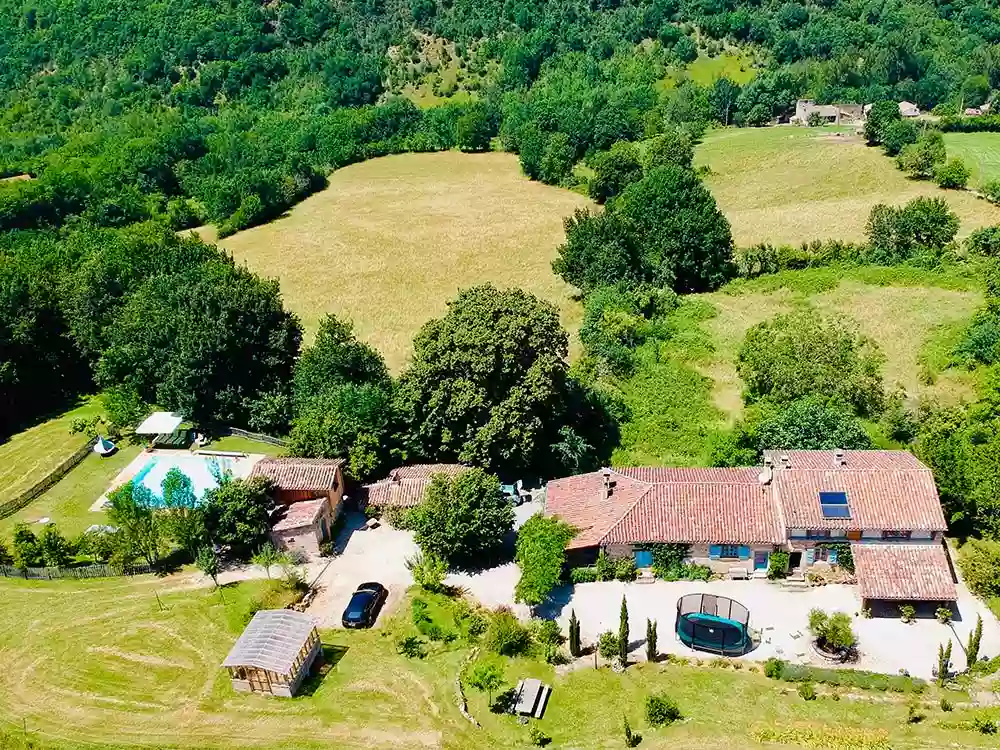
[779,453,791,469]
[763,456,773,468]
[834,448,846,467]
[601,468,615,498]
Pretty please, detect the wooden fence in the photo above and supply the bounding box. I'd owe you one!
[224,427,288,447]
[0,437,96,521]
[0,562,154,580]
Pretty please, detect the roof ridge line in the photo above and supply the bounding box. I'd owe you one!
[598,485,655,547]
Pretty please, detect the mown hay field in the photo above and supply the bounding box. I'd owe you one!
[696,126,1000,247]
[219,151,588,372]
[0,397,102,503]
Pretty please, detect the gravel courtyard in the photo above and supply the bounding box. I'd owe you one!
[452,568,1000,679]
[303,508,1000,679]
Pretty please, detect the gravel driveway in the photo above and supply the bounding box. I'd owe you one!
[305,512,418,628]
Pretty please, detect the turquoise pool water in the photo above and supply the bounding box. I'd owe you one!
[132,453,234,505]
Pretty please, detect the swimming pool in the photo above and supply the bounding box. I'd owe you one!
[132,453,235,504]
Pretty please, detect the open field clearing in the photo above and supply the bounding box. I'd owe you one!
[2,576,1000,750]
[612,266,983,465]
[697,127,1000,246]
[0,445,141,539]
[701,270,982,419]
[944,132,1000,188]
[220,152,588,371]
[0,397,102,503]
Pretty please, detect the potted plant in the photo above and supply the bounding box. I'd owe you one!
[807,608,857,661]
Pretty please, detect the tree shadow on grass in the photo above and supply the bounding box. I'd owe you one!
[297,644,349,696]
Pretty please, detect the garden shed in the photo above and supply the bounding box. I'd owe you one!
[222,610,321,697]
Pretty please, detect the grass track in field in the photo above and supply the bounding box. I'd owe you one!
[2,577,1000,749]
[943,132,1000,188]
[220,151,589,372]
[697,127,1000,246]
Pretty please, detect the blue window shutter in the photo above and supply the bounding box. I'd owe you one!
[709,545,722,559]
[739,546,751,560]
[805,548,816,565]
[829,548,839,564]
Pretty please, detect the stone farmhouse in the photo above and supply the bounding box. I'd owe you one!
[791,100,866,125]
[545,450,956,609]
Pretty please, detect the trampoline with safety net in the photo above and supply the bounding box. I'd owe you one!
[675,593,752,656]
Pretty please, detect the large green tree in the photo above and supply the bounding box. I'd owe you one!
[96,257,302,427]
[292,314,388,409]
[288,382,397,481]
[514,514,576,607]
[737,310,886,416]
[203,476,274,560]
[410,468,514,568]
[396,284,598,477]
[555,165,734,294]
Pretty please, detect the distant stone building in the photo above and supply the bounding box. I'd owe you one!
[898,101,921,118]
[791,100,865,125]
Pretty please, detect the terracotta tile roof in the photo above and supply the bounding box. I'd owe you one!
[362,464,467,509]
[250,458,344,491]
[389,464,466,480]
[615,467,761,484]
[763,450,925,472]
[853,543,957,601]
[271,497,327,532]
[604,483,784,546]
[544,471,653,549]
[773,461,946,532]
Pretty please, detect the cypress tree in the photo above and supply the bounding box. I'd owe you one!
[619,594,629,664]
[568,609,581,657]
[646,618,657,662]
[968,615,983,667]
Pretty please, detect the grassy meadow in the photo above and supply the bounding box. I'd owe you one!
[221,151,589,371]
[696,126,1000,246]
[943,132,1000,188]
[2,575,999,750]
[612,265,984,466]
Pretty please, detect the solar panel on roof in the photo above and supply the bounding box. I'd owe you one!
[819,490,851,519]
[821,505,852,519]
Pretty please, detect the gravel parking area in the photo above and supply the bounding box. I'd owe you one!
[305,513,418,628]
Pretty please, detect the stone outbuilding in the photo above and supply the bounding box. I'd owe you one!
[222,609,321,697]
[250,457,346,557]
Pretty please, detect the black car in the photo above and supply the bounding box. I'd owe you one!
[342,582,388,628]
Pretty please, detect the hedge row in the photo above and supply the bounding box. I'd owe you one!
[764,658,926,693]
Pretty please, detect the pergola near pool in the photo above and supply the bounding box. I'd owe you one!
[222,610,321,697]
[853,543,958,613]
[134,411,190,448]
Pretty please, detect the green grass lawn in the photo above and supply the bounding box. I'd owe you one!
[696,126,1000,246]
[0,397,104,503]
[0,444,140,540]
[943,132,1000,188]
[1,576,998,750]
[208,435,286,456]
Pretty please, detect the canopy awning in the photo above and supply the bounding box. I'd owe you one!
[135,411,184,435]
